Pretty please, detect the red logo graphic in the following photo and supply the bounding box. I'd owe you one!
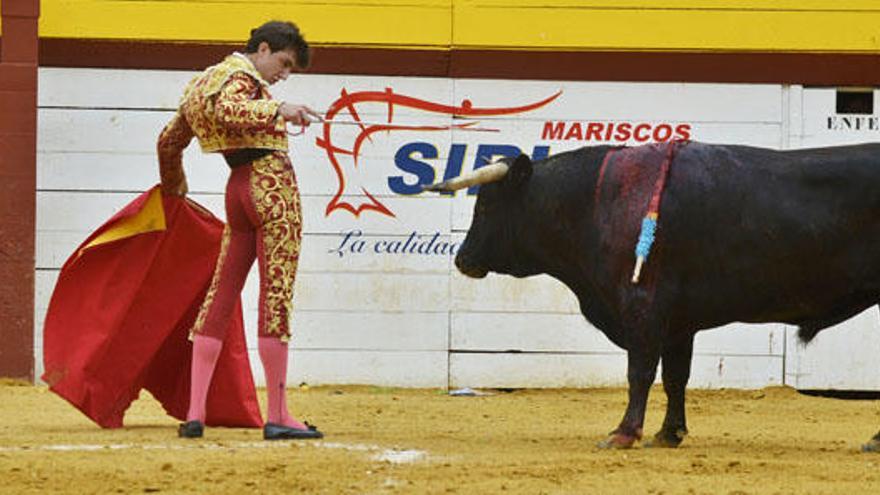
[316,88,561,217]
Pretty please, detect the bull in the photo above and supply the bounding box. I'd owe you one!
[425,141,880,450]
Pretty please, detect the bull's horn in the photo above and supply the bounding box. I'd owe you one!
[422,162,510,192]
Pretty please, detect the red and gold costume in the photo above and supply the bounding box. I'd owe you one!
[157,53,302,342]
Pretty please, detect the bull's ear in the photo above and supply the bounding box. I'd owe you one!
[505,153,533,189]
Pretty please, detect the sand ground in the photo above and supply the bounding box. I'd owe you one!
[1,381,879,494]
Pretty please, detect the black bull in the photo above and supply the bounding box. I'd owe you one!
[426,141,880,450]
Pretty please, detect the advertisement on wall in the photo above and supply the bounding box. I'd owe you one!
[266,77,783,268]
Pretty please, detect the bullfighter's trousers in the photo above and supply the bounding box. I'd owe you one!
[190,151,302,342]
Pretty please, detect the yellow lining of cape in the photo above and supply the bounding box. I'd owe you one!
[80,188,167,255]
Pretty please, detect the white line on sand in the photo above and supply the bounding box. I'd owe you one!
[0,441,428,464]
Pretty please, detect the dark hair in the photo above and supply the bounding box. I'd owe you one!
[245,21,311,69]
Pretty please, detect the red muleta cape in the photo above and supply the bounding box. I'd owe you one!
[42,186,263,428]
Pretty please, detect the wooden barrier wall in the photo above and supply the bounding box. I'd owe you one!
[1,0,878,386]
[32,67,880,389]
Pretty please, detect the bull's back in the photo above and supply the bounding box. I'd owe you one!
[657,142,880,329]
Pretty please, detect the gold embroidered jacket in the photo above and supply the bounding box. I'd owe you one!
[157,53,289,193]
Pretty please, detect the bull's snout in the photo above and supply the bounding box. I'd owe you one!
[454,253,488,279]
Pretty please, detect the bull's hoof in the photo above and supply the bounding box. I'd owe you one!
[861,439,880,453]
[644,428,687,448]
[862,432,880,453]
[597,432,639,449]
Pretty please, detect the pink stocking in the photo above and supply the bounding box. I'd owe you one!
[258,337,305,429]
[185,335,224,423]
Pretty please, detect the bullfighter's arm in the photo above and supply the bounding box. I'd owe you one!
[157,111,194,196]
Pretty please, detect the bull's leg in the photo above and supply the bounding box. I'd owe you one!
[646,335,694,448]
[598,346,660,449]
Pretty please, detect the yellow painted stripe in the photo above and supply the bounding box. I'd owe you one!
[39,0,451,47]
[454,2,880,52]
[462,0,880,11]
[16,0,880,52]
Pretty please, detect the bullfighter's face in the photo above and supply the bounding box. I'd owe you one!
[250,42,298,85]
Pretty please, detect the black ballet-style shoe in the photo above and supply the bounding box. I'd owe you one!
[263,422,324,440]
[177,420,204,438]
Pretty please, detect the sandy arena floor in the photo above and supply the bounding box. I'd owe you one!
[1,380,879,494]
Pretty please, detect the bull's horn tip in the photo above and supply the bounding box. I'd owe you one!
[422,182,446,192]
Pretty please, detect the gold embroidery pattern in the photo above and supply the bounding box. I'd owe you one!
[215,77,282,129]
[190,225,232,339]
[180,55,288,153]
[249,153,302,341]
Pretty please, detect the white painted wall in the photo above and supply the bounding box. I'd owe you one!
[34,69,879,389]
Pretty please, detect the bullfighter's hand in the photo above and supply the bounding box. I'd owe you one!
[279,103,322,126]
